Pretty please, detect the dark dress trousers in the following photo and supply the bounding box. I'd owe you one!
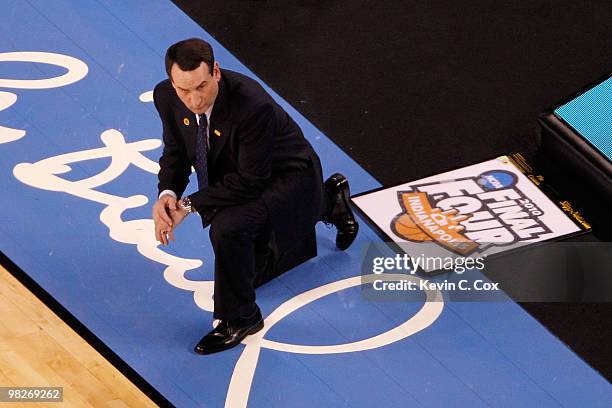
[154,69,326,321]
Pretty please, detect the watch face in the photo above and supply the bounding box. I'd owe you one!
[182,198,192,212]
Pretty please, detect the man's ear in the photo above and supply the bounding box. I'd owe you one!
[213,61,221,81]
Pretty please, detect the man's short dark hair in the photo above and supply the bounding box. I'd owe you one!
[165,38,215,79]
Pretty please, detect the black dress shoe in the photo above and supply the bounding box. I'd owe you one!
[323,173,359,250]
[194,311,264,355]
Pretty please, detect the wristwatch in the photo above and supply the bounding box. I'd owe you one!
[179,196,195,214]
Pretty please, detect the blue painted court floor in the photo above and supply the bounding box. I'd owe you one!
[0,1,610,407]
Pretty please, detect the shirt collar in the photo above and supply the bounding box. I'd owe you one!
[196,104,214,126]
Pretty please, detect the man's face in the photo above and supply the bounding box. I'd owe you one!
[170,61,221,115]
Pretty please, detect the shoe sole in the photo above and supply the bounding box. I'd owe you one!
[337,177,359,250]
[247,319,265,335]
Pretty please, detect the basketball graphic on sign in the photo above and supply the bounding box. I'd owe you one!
[391,213,431,242]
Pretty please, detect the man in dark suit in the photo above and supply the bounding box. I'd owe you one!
[151,38,358,355]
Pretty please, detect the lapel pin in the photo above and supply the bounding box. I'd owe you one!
[183,117,190,126]
[214,129,222,137]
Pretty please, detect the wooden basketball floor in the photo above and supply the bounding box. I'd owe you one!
[0,265,156,407]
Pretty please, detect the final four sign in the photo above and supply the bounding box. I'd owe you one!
[352,154,590,269]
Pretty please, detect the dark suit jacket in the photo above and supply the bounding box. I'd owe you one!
[154,69,324,257]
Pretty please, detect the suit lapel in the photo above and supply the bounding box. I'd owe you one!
[208,74,231,167]
[172,99,198,161]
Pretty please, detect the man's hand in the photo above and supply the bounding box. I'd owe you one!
[153,195,177,245]
[158,208,188,245]
[168,206,188,234]
[153,195,191,245]
[155,220,173,246]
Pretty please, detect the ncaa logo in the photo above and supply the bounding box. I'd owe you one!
[476,170,517,191]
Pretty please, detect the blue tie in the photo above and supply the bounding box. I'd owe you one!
[195,114,209,190]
